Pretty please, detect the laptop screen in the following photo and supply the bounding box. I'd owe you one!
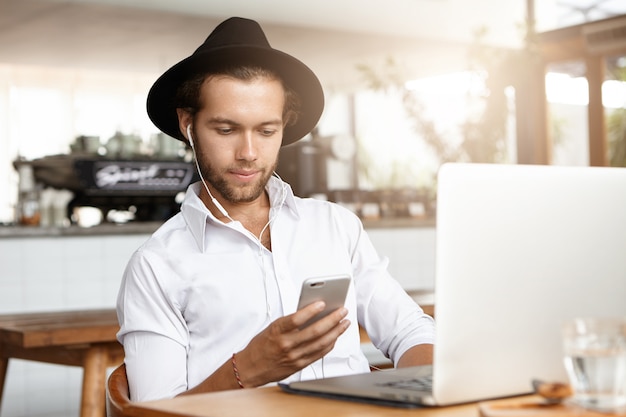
[433,163,626,405]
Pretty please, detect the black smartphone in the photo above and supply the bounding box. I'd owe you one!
[296,274,351,329]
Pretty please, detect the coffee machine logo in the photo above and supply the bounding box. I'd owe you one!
[85,161,195,192]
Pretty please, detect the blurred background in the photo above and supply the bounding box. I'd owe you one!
[1,0,625,227]
[2,1,626,416]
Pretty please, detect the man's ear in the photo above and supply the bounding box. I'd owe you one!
[176,109,193,142]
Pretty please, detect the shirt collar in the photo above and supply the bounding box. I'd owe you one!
[181,176,300,252]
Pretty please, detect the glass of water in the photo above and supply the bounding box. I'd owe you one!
[562,317,626,413]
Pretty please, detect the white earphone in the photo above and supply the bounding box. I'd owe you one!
[186,124,194,147]
[186,124,231,219]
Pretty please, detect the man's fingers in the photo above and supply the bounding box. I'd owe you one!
[301,307,349,336]
[289,316,351,364]
[277,301,326,332]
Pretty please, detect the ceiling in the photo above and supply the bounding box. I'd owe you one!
[0,0,532,88]
[1,0,624,90]
[52,0,528,45]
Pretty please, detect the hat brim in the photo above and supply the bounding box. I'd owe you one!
[147,45,324,146]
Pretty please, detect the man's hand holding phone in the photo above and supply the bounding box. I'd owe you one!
[232,275,351,387]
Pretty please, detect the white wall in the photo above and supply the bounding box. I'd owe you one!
[367,227,436,292]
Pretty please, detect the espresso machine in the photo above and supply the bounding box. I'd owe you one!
[276,133,357,198]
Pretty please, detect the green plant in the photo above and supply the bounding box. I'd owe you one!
[356,31,516,169]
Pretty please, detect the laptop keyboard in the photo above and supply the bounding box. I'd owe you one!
[376,375,433,392]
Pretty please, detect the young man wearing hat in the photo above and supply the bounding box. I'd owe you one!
[116,17,435,401]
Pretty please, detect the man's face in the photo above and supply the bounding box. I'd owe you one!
[190,75,285,204]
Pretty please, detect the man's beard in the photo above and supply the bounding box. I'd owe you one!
[198,158,277,204]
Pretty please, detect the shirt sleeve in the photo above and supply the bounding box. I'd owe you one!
[337,208,436,365]
[116,248,190,401]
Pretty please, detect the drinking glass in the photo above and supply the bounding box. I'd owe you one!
[562,317,626,412]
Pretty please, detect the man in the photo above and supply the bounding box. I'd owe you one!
[116,17,435,402]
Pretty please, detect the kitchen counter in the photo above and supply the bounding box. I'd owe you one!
[0,221,163,238]
[0,217,435,238]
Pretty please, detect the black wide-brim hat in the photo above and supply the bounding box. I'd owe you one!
[147,17,324,146]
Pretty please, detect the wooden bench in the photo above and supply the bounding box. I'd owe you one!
[0,309,124,417]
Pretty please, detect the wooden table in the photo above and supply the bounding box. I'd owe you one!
[0,309,124,417]
[123,386,481,417]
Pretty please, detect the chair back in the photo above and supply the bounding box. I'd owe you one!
[106,363,131,417]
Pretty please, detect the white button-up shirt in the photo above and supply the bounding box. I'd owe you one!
[117,177,435,401]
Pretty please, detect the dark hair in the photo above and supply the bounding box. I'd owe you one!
[175,65,301,128]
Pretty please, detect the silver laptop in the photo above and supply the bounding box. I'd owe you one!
[280,163,626,407]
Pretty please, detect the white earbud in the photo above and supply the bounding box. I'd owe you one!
[186,124,230,219]
[186,124,194,147]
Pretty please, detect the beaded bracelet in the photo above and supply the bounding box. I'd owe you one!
[232,353,244,388]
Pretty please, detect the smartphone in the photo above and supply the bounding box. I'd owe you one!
[297,274,351,330]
